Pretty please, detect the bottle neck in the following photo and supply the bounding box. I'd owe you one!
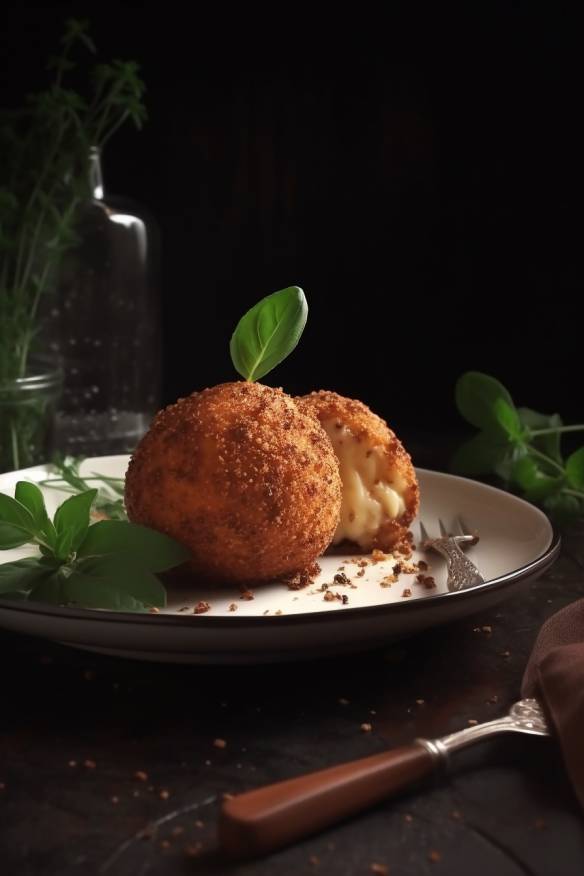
[89,147,104,201]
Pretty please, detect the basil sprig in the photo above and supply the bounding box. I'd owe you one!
[452,371,584,522]
[230,286,308,382]
[0,483,189,611]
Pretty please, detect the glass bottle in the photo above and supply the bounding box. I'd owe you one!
[48,148,161,456]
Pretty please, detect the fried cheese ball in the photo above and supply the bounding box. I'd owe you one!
[125,382,342,583]
[296,390,419,552]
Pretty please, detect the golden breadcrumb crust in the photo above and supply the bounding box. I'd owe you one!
[125,382,342,583]
[296,390,419,551]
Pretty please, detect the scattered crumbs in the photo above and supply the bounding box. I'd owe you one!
[450,809,463,821]
[337,566,345,572]
[148,607,160,614]
[293,596,299,601]
[370,865,389,875]
[134,770,148,782]
[83,759,97,770]
[341,594,349,605]
[534,817,547,830]
[309,855,320,866]
[194,601,211,614]
[401,588,412,598]
[184,842,203,858]
[357,568,365,577]
[159,789,170,800]
[68,760,77,768]
[228,603,238,612]
[360,722,373,733]
[213,738,227,749]
[178,606,190,612]
[399,561,418,575]
[111,796,119,805]
[324,590,341,602]
[275,609,284,615]
[357,559,368,568]
[160,840,171,850]
[285,561,321,591]
[371,549,387,563]
[428,850,442,863]
[416,574,435,589]
[417,560,428,571]
[467,719,478,726]
[171,826,184,837]
[380,574,397,587]
[482,625,492,634]
[416,698,425,706]
[404,813,413,823]
[334,572,352,587]
[240,589,254,601]
[338,698,350,706]
[194,819,204,829]
[392,562,402,575]
[263,609,270,615]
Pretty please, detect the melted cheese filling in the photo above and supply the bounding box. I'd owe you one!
[322,419,406,548]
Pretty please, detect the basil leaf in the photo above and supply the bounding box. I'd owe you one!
[518,408,563,463]
[14,482,50,530]
[450,433,509,476]
[0,557,57,596]
[493,398,524,442]
[77,520,190,571]
[544,492,583,525]
[512,457,563,501]
[566,447,584,491]
[230,286,308,382]
[0,492,36,534]
[29,555,166,611]
[455,372,516,434]
[53,489,97,556]
[0,522,34,550]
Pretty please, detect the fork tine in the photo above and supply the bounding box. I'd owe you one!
[419,520,430,543]
[457,515,480,545]
[438,519,449,538]
[453,517,466,537]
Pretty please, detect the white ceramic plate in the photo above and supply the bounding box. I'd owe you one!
[0,456,558,664]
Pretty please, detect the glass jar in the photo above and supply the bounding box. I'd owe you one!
[46,147,162,456]
[0,360,63,473]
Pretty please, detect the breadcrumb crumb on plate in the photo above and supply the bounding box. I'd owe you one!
[0,455,558,664]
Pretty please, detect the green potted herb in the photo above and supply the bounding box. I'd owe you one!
[0,18,146,473]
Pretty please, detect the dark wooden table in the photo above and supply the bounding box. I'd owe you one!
[2,519,584,875]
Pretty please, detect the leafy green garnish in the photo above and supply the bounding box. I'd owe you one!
[39,456,127,520]
[0,482,189,611]
[230,286,308,382]
[452,371,584,522]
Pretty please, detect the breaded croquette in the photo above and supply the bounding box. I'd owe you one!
[125,382,342,583]
[296,390,419,552]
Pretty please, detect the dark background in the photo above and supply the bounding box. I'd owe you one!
[2,5,582,443]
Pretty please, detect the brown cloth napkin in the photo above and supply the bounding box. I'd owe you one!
[522,598,584,811]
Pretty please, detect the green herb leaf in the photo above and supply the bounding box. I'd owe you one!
[512,457,564,501]
[493,398,524,442]
[450,433,509,476]
[29,555,166,611]
[0,557,58,596]
[15,482,51,531]
[455,372,516,434]
[53,489,97,558]
[77,520,190,572]
[518,408,563,463]
[0,523,33,550]
[0,492,36,534]
[566,447,584,491]
[543,492,583,525]
[230,286,308,382]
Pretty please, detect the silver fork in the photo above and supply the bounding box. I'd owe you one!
[219,699,549,860]
[420,517,485,591]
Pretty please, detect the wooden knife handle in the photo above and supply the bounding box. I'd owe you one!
[219,742,436,860]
